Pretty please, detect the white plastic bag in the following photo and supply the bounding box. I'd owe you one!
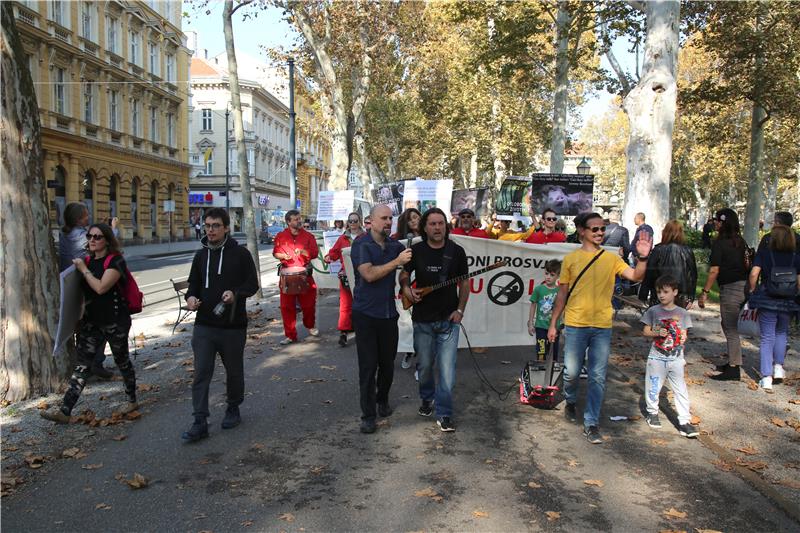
[737,303,760,338]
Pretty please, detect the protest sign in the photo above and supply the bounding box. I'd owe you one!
[371,181,405,216]
[53,266,84,357]
[451,187,490,216]
[530,173,594,216]
[402,179,454,214]
[495,176,533,222]
[322,231,343,275]
[317,190,355,221]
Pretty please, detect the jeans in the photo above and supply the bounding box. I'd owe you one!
[353,311,399,421]
[758,310,790,377]
[645,357,691,424]
[414,320,460,418]
[563,326,612,428]
[191,324,247,419]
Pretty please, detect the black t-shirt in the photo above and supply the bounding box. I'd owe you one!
[84,254,130,325]
[709,238,748,285]
[404,240,468,322]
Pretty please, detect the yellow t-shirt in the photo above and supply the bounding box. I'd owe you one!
[560,248,629,328]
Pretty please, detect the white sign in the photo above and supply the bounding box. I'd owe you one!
[163,200,176,212]
[402,179,453,215]
[53,266,84,357]
[322,231,343,275]
[317,190,355,221]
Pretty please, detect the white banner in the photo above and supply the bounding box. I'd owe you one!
[322,231,343,275]
[53,266,84,357]
[402,179,453,215]
[342,236,590,352]
[317,190,355,221]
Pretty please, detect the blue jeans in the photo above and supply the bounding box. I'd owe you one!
[563,326,612,428]
[758,310,790,377]
[414,320,459,418]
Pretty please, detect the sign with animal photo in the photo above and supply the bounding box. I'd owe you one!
[495,177,533,221]
[530,173,594,216]
[371,181,405,216]
[402,179,453,214]
[450,187,490,217]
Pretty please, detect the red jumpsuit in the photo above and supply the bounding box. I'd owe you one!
[273,228,319,341]
[525,229,567,244]
[326,232,358,332]
[451,227,490,238]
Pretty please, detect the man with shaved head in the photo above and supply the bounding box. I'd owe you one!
[349,204,413,434]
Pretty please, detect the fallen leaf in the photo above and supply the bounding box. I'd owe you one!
[36,401,49,410]
[319,365,336,370]
[735,458,768,471]
[24,455,45,469]
[95,503,112,511]
[124,472,149,489]
[527,481,542,489]
[650,438,669,447]
[278,513,295,522]
[746,380,759,391]
[125,410,142,421]
[663,508,687,519]
[545,511,561,521]
[414,487,443,503]
[303,378,326,383]
[241,520,254,527]
[784,462,800,470]
[583,479,605,487]
[735,445,759,456]
[774,478,800,489]
[62,447,81,458]
[787,418,800,430]
[137,383,158,392]
[712,459,733,472]
[690,415,701,425]
[770,417,787,428]
[10,426,22,433]
[567,459,580,467]
[472,510,489,518]
[694,529,724,533]
[111,434,127,441]
[788,399,800,405]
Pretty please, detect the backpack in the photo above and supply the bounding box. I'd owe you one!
[765,251,798,299]
[85,254,144,314]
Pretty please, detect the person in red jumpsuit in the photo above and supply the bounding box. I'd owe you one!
[450,208,490,238]
[525,208,566,244]
[273,209,319,344]
[325,212,365,347]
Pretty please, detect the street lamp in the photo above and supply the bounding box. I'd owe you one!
[577,157,591,175]
[224,106,231,211]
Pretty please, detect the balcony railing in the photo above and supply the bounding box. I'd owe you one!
[16,4,39,27]
[52,24,72,44]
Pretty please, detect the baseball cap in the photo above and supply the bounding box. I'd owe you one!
[458,208,475,217]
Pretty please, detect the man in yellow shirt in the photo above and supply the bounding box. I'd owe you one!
[547,212,652,444]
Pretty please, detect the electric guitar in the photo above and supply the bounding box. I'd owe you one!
[401,260,508,310]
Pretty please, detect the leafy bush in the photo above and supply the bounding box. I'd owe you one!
[684,228,704,249]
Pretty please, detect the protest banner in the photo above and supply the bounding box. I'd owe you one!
[53,266,84,357]
[402,179,454,214]
[530,173,594,216]
[450,187,490,216]
[317,190,355,221]
[342,236,588,351]
[371,181,405,216]
[495,176,533,222]
[322,231,343,275]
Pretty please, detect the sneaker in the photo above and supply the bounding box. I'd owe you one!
[401,353,413,369]
[119,401,139,415]
[181,418,209,442]
[308,328,319,337]
[678,423,699,438]
[91,365,113,380]
[583,425,603,444]
[437,417,455,432]
[759,376,773,392]
[418,400,434,417]
[221,406,241,429]
[378,403,393,417]
[711,364,740,381]
[40,407,70,424]
[580,366,588,379]
[338,333,347,347]
[646,414,662,428]
[564,402,577,422]
[279,337,295,345]
[414,369,419,381]
[360,418,376,434]
[773,364,785,383]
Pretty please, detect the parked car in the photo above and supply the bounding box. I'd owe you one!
[259,224,285,244]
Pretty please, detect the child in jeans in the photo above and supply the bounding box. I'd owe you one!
[640,275,699,438]
[528,260,562,361]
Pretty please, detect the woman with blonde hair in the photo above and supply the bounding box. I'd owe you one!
[640,220,698,308]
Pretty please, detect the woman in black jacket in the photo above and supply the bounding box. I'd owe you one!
[640,220,698,308]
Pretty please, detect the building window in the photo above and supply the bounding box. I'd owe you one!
[81,2,93,40]
[54,68,66,115]
[201,108,212,131]
[150,107,158,142]
[83,82,93,122]
[149,42,159,75]
[51,0,64,26]
[131,99,140,137]
[204,152,213,175]
[165,54,174,83]
[167,112,174,146]
[106,16,118,54]
[130,31,140,65]
[109,90,118,130]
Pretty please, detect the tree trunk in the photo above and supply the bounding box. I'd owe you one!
[743,102,767,246]
[487,16,507,187]
[469,149,478,188]
[223,1,261,285]
[549,1,571,174]
[621,0,680,244]
[1,3,62,400]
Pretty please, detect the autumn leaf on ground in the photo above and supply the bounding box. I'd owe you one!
[414,487,443,503]
[663,508,688,519]
[137,383,158,392]
[472,510,489,518]
[770,417,787,428]
[712,459,733,472]
[61,447,81,458]
[303,378,326,383]
[774,478,800,489]
[735,445,759,456]
[787,418,800,430]
[124,410,142,421]
[584,479,605,487]
[24,455,45,469]
[735,458,768,471]
[278,512,295,522]
[124,472,149,489]
[82,463,103,470]
[745,379,759,391]
[319,365,336,370]
[690,415,701,425]
[650,438,669,447]
[788,399,800,405]
[694,529,724,533]
[545,511,561,521]
[241,520,254,527]
[111,434,127,441]
[36,401,49,410]
[95,503,112,510]
[527,481,542,489]
[784,462,800,470]
[567,459,580,467]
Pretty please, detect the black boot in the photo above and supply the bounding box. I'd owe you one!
[338,333,347,347]
[221,406,241,429]
[711,364,740,381]
[91,365,113,380]
[181,417,209,442]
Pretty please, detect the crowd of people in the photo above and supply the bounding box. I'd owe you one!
[42,201,799,445]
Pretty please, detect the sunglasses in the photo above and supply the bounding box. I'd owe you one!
[348,219,360,223]
[87,233,105,241]
[204,223,223,230]
[589,226,607,233]
[545,217,558,222]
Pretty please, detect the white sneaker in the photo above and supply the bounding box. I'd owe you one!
[279,337,295,345]
[773,364,785,382]
[414,369,419,382]
[759,376,773,391]
[308,328,319,337]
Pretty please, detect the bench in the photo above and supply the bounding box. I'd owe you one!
[613,294,649,317]
[170,279,195,333]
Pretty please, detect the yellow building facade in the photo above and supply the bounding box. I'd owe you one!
[13,0,191,242]
[295,96,331,222]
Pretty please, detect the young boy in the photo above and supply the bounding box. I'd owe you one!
[528,260,562,361]
[640,275,699,438]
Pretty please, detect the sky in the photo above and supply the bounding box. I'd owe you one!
[181,0,635,135]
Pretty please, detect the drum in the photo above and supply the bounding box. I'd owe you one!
[280,266,311,295]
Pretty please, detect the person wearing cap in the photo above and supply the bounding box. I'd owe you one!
[451,209,489,238]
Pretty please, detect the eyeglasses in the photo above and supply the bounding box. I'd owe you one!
[545,217,558,222]
[204,223,223,230]
[87,233,105,241]
[589,226,607,233]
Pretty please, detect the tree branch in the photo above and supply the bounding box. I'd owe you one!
[229,0,255,16]
[625,0,645,12]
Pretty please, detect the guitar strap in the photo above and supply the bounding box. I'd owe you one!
[439,240,456,284]
[566,250,605,304]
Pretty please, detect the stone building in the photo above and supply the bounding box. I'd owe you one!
[13,0,191,242]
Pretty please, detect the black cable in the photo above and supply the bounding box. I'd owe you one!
[459,323,518,402]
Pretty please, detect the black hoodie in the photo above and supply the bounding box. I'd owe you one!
[186,235,259,329]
